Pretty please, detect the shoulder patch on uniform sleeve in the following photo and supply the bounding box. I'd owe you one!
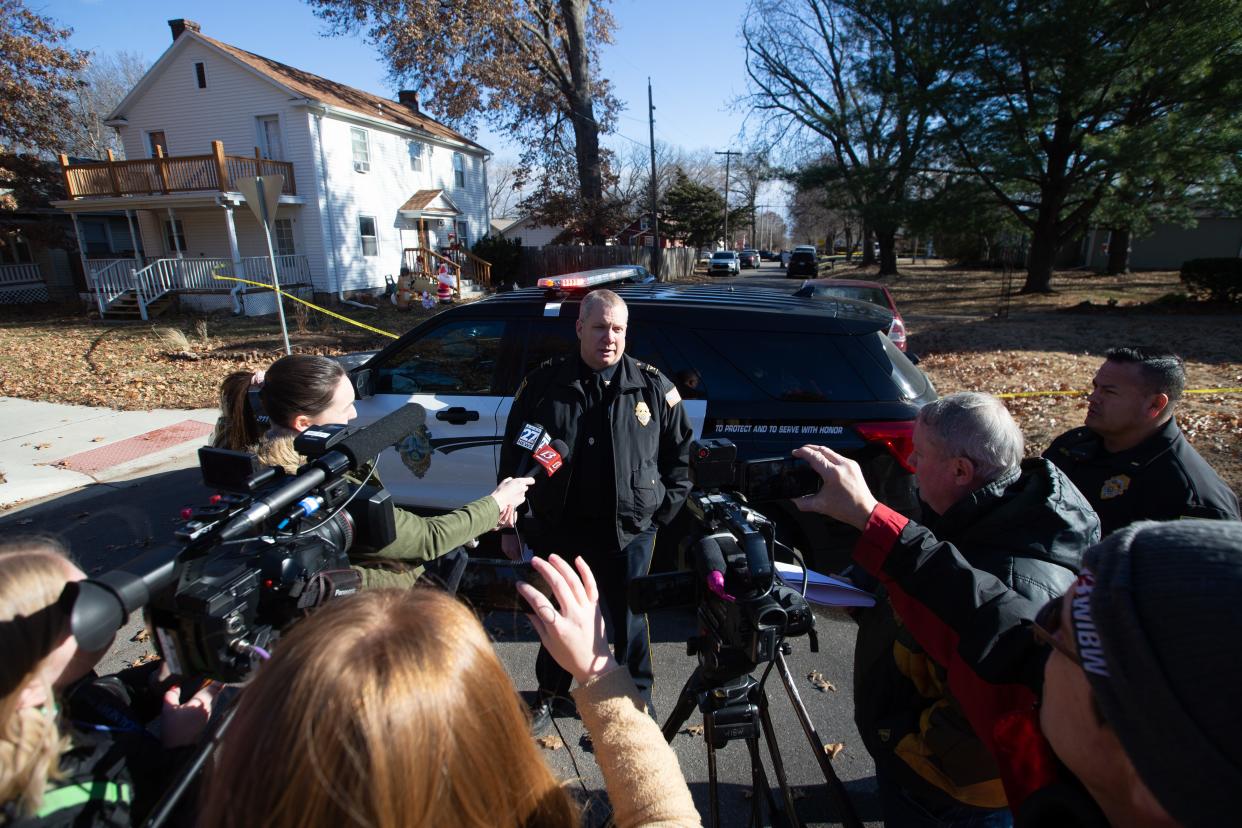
[513,376,529,402]
[636,360,661,376]
[665,386,682,408]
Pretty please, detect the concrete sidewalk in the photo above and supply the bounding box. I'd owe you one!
[0,397,217,510]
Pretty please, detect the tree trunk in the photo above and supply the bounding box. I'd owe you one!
[560,0,605,244]
[1106,228,1131,275]
[1021,212,1059,293]
[876,228,898,276]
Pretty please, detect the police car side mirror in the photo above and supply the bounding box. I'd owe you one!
[353,368,374,399]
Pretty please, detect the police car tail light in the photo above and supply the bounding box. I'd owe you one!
[888,316,907,351]
[856,421,916,473]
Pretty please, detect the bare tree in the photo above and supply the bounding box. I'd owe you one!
[487,158,525,219]
[63,50,148,160]
[308,0,621,243]
[743,0,949,274]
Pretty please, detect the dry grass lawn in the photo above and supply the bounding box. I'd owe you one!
[1,263,1238,492]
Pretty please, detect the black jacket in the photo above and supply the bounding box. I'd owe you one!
[853,504,1111,828]
[852,459,1099,811]
[499,353,693,550]
[1044,418,1239,536]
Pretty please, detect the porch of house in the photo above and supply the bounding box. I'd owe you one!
[54,142,313,320]
[0,263,49,304]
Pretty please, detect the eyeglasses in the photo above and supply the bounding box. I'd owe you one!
[1030,594,1082,668]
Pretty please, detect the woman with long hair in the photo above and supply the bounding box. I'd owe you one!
[200,554,699,828]
[0,539,216,826]
[213,354,533,589]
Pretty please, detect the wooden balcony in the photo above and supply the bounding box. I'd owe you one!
[59,140,296,199]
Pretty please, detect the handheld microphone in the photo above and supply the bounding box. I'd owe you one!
[529,439,569,478]
[513,422,547,477]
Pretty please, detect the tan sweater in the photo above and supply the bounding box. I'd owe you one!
[572,667,701,827]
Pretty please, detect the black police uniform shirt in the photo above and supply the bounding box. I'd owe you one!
[564,357,620,543]
[1043,417,1240,536]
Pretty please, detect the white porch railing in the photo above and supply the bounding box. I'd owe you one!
[89,259,137,317]
[0,263,42,286]
[126,255,311,319]
[86,258,139,279]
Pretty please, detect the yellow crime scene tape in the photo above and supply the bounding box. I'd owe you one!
[214,271,1242,399]
[997,387,1242,399]
[212,273,399,340]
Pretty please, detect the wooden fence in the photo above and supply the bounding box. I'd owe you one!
[517,245,698,285]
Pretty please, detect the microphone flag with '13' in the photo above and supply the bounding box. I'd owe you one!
[531,439,568,477]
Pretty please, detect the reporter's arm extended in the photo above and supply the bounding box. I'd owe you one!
[519,556,700,828]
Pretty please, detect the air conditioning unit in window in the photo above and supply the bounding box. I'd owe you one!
[354,160,370,173]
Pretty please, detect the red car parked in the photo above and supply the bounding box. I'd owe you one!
[793,278,908,351]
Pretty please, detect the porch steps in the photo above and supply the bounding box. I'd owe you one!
[101,291,175,321]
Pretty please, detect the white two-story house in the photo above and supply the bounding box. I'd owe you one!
[54,19,491,318]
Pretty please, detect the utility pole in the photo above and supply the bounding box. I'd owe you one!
[715,149,741,249]
[648,78,661,279]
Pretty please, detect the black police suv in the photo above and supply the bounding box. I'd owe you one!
[346,280,935,572]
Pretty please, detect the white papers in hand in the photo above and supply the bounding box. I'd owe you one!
[774,561,876,608]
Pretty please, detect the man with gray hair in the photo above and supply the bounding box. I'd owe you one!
[849,392,1100,827]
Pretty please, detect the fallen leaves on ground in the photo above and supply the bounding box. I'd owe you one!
[808,670,836,692]
[130,628,150,643]
[824,742,846,760]
[682,724,705,737]
[536,734,564,751]
[130,652,160,667]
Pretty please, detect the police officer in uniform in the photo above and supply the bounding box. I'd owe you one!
[1044,346,1238,535]
[499,289,693,730]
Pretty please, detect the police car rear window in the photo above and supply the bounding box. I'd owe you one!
[682,329,884,402]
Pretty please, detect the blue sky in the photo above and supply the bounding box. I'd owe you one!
[42,0,759,163]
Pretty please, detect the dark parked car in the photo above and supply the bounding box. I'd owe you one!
[786,249,819,278]
[758,250,777,261]
[794,278,908,351]
[739,249,760,268]
[346,278,934,571]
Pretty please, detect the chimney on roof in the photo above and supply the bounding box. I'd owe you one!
[398,90,420,113]
[168,19,201,42]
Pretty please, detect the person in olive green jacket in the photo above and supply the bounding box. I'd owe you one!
[213,355,533,589]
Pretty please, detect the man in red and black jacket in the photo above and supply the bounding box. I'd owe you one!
[793,443,1242,827]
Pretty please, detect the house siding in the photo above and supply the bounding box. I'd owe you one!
[500,218,564,248]
[110,33,488,296]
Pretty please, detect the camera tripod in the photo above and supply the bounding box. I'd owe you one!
[662,642,862,828]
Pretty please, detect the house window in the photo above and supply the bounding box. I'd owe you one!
[456,220,469,247]
[257,116,284,160]
[359,215,378,257]
[351,127,370,173]
[148,131,168,158]
[408,140,423,171]
[195,62,206,89]
[163,220,186,255]
[274,219,296,256]
[453,152,465,187]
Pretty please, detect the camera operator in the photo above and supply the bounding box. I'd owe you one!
[794,444,1242,827]
[0,539,220,826]
[847,393,1098,827]
[198,556,701,828]
[214,355,533,589]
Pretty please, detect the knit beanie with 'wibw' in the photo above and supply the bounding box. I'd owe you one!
[1076,518,1242,826]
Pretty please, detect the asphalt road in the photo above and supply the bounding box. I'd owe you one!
[0,302,883,826]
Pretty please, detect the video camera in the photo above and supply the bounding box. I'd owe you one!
[64,405,427,683]
[630,439,818,679]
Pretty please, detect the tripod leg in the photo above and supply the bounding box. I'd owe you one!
[758,695,802,827]
[704,716,721,828]
[745,734,785,828]
[775,651,864,828]
[662,667,704,743]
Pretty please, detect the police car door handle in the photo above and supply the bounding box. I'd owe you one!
[436,406,480,424]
